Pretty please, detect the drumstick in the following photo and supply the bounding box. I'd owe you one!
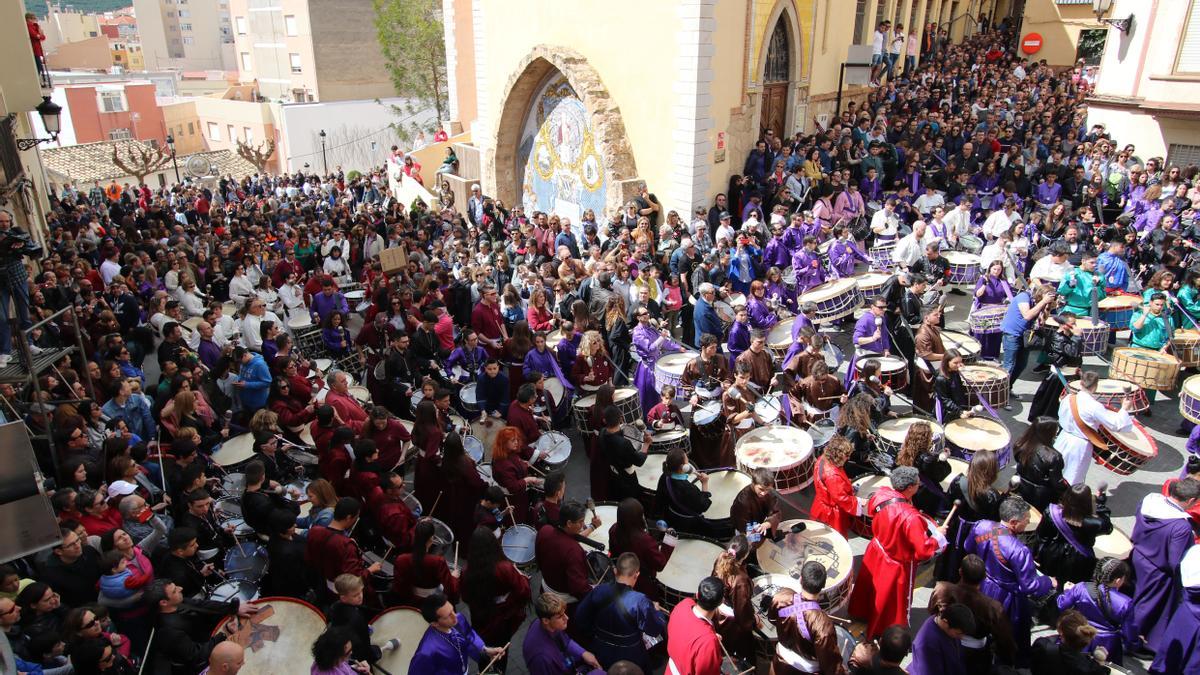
[453,541,460,573]
[427,491,443,518]
[478,642,511,674]
[941,499,962,529]
[716,632,747,675]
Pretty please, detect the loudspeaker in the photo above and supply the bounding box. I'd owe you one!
[0,422,62,562]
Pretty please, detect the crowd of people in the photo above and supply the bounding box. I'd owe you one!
[2,18,1200,675]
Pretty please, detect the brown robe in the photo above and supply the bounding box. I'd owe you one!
[715,569,756,660]
[735,347,775,389]
[730,485,782,550]
[785,348,823,379]
[915,325,946,363]
[680,353,731,390]
[717,385,754,468]
[795,375,845,425]
[768,590,848,675]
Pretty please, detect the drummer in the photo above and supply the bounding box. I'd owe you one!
[894,421,952,517]
[492,427,543,523]
[507,384,547,447]
[711,534,756,660]
[656,449,714,534]
[811,436,862,536]
[1029,245,1073,288]
[574,551,668,671]
[572,330,615,390]
[381,331,418,418]
[767,562,849,675]
[632,308,683,416]
[391,518,460,608]
[720,363,767,466]
[793,359,846,426]
[783,328,820,377]
[601,406,652,500]
[1033,484,1114,584]
[850,299,891,382]
[728,305,751,363]
[646,384,685,429]
[734,330,774,390]
[534,501,595,630]
[1130,293,1171,404]
[791,236,826,293]
[680,334,731,396]
[305,497,383,605]
[607,498,675,603]
[369,471,418,550]
[828,224,870,277]
[1054,372,1134,486]
[522,331,573,396]
[932,350,974,422]
[446,329,489,383]
[973,260,1015,361]
[324,371,368,432]
[747,281,781,330]
[359,405,412,471]
[730,468,781,549]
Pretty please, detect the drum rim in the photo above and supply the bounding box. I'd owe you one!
[877,417,943,441]
[944,417,1011,449]
[1113,346,1182,365]
[656,352,696,369]
[212,433,256,465]
[1100,418,1158,458]
[1098,296,1141,309]
[799,278,858,302]
[211,596,326,637]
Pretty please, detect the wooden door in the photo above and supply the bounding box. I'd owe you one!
[761,83,788,138]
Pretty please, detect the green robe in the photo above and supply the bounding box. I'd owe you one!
[1142,289,1182,329]
[1130,310,1170,350]
[1179,285,1200,329]
[1057,268,1105,317]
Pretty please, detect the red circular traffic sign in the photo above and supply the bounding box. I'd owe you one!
[1021,33,1043,55]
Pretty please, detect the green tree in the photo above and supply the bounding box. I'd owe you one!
[373,0,448,141]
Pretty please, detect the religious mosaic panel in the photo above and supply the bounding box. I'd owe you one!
[517,73,607,223]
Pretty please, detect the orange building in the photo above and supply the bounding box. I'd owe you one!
[60,81,167,146]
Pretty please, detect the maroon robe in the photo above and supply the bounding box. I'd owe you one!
[535,525,591,601]
[305,525,374,600]
[391,552,459,607]
[368,490,417,551]
[360,418,413,471]
[465,560,532,646]
[609,528,673,602]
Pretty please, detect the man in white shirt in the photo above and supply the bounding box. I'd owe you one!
[982,199,1020,241]
[1054,371,1133,484]
[870,199,901,242]
[715,212,737,245]
[100,249,122,286]
[1029,244,1074,287]
[913,186,945,218]
[871,20,890,84]
[943,200,974,241]
[892,221,930,269]
[888,24,906,80]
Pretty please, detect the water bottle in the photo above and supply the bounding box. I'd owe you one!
[746,521,762,544]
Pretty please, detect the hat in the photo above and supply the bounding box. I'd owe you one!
[109,481,138,498]
[719,211,732,221]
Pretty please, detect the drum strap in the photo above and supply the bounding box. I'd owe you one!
[871,497,906,517]
[1068,395,1108,450]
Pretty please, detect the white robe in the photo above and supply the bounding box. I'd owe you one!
[1053,391,1133,485]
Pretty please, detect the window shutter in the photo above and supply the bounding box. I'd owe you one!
[1179,1,1200,72]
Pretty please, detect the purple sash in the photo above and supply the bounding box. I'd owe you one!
[1047,503,1091,557]
[781,393,793,423]
[778,599,823,641]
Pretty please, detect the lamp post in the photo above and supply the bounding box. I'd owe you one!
[165,133,180,183]
[1092,0,1133,33]
[16,97,62,151]
[319,129,327,175]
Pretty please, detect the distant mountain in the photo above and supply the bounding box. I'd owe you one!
[24,0,133,17]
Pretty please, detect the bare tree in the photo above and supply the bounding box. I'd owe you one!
[236,138,277,174]
[111,143,173,184]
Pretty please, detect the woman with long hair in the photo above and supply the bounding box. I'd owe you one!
[711,534,756,660]
[933,349,972,422]
[585,384,617,501]
[894,419,952,516]
[1015,417,1068,511]
[391,518,459,608]
[835,393,876,478]
[441,432,488,547]
[604,295,632,385]
[309,626,363,675]
[63,606,132,661]
[491,426,539,523]
[937,449,1001,582]
[460,526,530,660]
[971,259,1012,360]
[810,436,860,536]
[607,498,674,602]
[504,319,534,399]
[296,478,338,530]
[572,329,614,392]
[410,400,444,509]
[1035,484,1114,583]
[346,439,382,503]
[1055,557,1133,665]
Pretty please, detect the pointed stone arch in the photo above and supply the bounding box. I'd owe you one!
[755,0,805,136]
[486,45,641,216]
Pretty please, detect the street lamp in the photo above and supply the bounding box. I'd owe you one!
[16,97,62,151]
[318,129,328,175]
[166,133,180,183]
[1092,0,1133,34]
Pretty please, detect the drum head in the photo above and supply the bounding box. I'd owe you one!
[1099,296,1141,310]
[313,358,332,372]
[460,383,479,405]
[501,525,538,564]
[656,352,694,375]
[586,503,619,551]
[477,462,496,486]
[767,319,795,348]
[463,435,484,463]
[213,433,256,467]
[878,417,943,445]
[1103,420,1157,459]
[961,364,1008,384]
[1093,527,1133,560]
[800,278,857,303]
[697,469,751,519]
[943,251,980,265]
[573,394,598,411]
[659,538,725,593]
[545,377,565,402]
[808,418,837,449]
[736,426,815,470]
[652,427,688,442]
[209,580,259,604]
[635,456,665,492]
[214,497,242,519]
[758,519,853,590]
[214,598,327,675]
[856,272,893,291]
[942,330,981,355]
[944,417,1010,452]
[287,315,313,330]
[428,517,455,555]
[348,386,372,404]
[371,608,427,675]
[535,431,572,464]
[693,401,721,425]
[219,475,245,499]
[753,398,782,423]
[225,542,268,582]
[714,301,735,322]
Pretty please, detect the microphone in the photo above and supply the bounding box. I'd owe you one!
[972,405,984,415]
[1097,481,1108,495]
[223,411,233,430]
[1008,475,1022,490]
[874,317,883,326]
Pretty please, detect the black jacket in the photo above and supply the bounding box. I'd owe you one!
[1015,445,1068,512]
[933,371,970,422]
[1044,329,1083,368]
[36,549,102,608]
[155,598,237,675]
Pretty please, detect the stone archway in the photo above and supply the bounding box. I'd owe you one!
[487,45,641,218]
[755,0,804,136]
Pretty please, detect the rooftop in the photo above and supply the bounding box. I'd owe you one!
[42,140,257,183]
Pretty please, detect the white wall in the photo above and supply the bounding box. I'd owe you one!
[277,97,436,173]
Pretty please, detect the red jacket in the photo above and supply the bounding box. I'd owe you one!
[666,598,724,675]
[360,418,412,470]
[505,402,542,447]
[609,528,673,601]
[368,491,416,550]
[810,457,858,537]
[391,552,458,607]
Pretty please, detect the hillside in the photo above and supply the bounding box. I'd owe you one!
[24,0,132,17]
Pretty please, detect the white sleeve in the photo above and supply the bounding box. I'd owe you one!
[1084,396,1133,433]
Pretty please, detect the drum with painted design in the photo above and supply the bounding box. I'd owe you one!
[944,417,1012,467]
[1109,347,1181,392]
[371,607,428,675]
[1064,378,1148,414]
[213,598,326,675]
[750,574,800,640]
[1094,420,1158,476]
[735,426,816,493]
[1098,295,1141,331]
[960,362,1010,408]
[757,519,854,611]
[658,536,726,608]
[799,278,861,324]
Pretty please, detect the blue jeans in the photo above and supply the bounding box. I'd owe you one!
[885,53,898,78]
[1002,332,1027,392]
[0,281,32,356]
[905,55,915,73]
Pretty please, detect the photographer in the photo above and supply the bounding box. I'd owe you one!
[0,208,41,368]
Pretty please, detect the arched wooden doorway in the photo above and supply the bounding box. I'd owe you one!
[760,19,791,138]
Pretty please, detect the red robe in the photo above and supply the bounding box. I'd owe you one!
[505,401,543,446]
[326,390,368,431]
[666,598,724,675]
[534,525,591,600]
[847,486,941,638]
[412,426,444,510]
[346,468,380,503]
[391,552,459,607]
[288,372,316,404]
[471,302,505,357]
[445,457,488,547]
[368,491,417,550]
[571,355,613,390]
[310,421,335,456]
[608,528,673,602]
[318,445,352,494]
[492,455,532,523]
[305,525,373,595]
[465,560,531,646]
[360,419,412,471]
[811,457,858,537]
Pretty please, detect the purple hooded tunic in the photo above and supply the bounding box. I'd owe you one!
[1056,581,1133,664]
[828,239,869,278]
[791,249,826,292]
[1128,492,1195,652]
[747,296,779,330]
[965,520,1052,664]
[632,322,679,420]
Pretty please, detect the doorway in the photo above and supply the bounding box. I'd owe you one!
[760,19,791,138]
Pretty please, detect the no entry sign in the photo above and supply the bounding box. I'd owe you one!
[1021,33,1043,55]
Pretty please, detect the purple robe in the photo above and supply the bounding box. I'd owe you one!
[1057,582,1133,664]
[409,613,487,674]
[557,332,581,378]
[522,618,601,675]
[763,237,791,269]
[909,615,967,675]
[965,520,1052,663]
[791,249,826,292]
[765,280,796,313]
[852,312,889,354]
[524,345,574,390]
[972,172,1001,195]
[747,297,779,330]
[310,291,349,323]
[1149,586,1200,675]
[829,239,869,278]
[632,323,679,420]
[972,277,1012,360]
[1034,181,1062,207]
[446,345,489,381]
[728,321,750,364]
[1129,493,1195,651]
[782,226,807,255]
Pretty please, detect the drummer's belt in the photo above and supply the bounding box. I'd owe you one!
[775,642,821,674]
[541,577,580,604]
[412,584,442,599]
